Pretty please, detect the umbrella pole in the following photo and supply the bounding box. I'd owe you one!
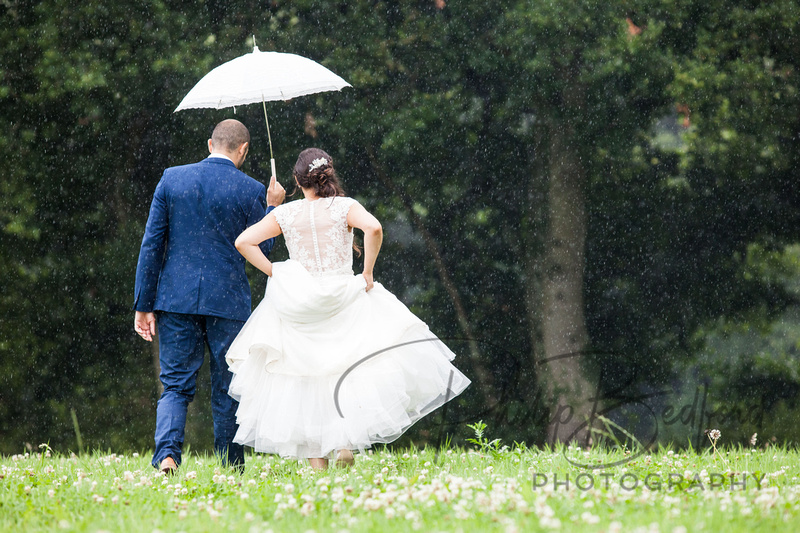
[262,95,276,178]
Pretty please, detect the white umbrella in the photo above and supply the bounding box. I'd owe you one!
[175,43,352,176]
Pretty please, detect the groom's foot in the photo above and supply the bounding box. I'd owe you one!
[159,456,178,475]
[227,462,245,475]
[335,450,354,468]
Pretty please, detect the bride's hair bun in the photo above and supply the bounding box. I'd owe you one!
[293,148,344,198]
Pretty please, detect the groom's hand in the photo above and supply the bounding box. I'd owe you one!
[267,174,285,207]
[134,311,156,342]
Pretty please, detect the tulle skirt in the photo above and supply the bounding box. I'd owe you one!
[226,259,470,459]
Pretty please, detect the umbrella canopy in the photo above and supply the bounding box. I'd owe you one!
[175,46,352,111]
[175,45,351,177]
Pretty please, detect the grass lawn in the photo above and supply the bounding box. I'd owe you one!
[2,434,799,532]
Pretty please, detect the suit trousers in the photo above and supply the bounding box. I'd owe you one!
[152,311,245,469]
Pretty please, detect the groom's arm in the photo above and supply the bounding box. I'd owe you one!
[248,192,275,258]
[259,207,276,258]
[133,178,168,313]
[248,175,285,257]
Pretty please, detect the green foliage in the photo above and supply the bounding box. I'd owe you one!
[2,0,800,454]
[465,420,504,456]
[675,244,800,444]
[0,0,227,453]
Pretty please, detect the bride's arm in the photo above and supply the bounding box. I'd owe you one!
[347,203,383,291]
[235,212,282,276]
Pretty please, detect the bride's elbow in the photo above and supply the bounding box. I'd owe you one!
[367,222,383,238]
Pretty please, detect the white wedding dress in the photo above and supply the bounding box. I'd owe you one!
[226,196,470,459]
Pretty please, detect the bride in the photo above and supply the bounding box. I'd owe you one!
[226,147,470,469]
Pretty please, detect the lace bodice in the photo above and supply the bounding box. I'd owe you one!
[272,197,359,276]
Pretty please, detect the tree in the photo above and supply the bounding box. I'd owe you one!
[3,0,799,454]
[497,1,675,443]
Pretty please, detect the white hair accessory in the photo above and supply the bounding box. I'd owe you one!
[308,157,328,172]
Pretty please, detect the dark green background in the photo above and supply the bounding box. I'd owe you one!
[2,0,799,454]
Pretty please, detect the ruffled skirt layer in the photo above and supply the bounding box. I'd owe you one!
[226,260,470,459]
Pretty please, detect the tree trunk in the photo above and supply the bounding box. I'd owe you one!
[540,115,595,446]
[522,128,547,375]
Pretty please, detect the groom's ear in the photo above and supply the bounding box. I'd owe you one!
[208,139,214,153]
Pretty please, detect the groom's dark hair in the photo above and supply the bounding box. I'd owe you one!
[211,119,250,151]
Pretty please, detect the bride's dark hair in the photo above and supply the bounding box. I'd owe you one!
[292,148,345,198]
[293,147,361,256]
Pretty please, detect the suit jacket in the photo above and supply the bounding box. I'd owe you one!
[133,156,275,322]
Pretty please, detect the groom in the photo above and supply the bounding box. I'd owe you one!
[133,119,285,473]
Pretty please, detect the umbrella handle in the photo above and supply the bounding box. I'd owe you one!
[271,158,277,179]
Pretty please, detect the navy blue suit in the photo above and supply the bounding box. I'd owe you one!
[134,155,274,468]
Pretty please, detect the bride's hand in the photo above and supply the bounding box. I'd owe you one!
[362,272,374,292]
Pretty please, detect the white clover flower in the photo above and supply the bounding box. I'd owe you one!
[539,516,561,529]
[364,498,382,511]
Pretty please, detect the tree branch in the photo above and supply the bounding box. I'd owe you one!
[366,147,498,409]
